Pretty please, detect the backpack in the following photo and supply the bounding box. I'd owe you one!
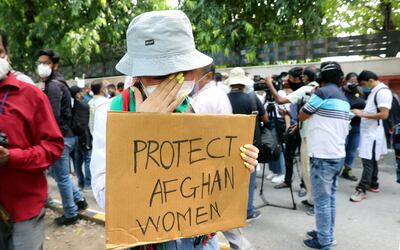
[249,92,281,163]
[374,87,400,143]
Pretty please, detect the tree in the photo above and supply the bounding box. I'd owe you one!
[181,0,331,65]
[0,0,170,78]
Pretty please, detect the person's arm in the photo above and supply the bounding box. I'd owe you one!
[265,79,289,104]
[90,101,111,209]
[255,94,269,123]
[3,91,64,171]
[284,113,291,130]
[46,81,62,122]
[352,88,393,120]
[299,89,326,122]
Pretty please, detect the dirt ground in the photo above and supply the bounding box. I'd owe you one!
[44,209,105,250]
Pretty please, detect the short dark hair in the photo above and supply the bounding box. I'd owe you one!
[91,80,104,95]
[357,70,378,82]
[70,85,83,98]
[215,72,222,82]
[38,48,60,64]
[107,83,116,90]
[345,72,358,81]
[0,30,8,53]
[288,67,303,78]
[303,66,318,82]
[117,82,124,90]
[320,61,343,85]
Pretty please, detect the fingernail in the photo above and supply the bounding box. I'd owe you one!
[244,162,251,169]
[169,74,176,80]
[178,76,185,84]
[179,91,187,99]
[244,144,252,148]
[240,153,246,159]
[240,147,246,153]
[177,73,184,80]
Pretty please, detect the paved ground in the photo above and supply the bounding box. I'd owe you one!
[46,153,400,250]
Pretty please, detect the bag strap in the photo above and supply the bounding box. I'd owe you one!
[374,86,390,126]
[249,92,259,115]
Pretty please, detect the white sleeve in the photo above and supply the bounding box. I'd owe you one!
[376,88,393,110]
[90,101,111,209]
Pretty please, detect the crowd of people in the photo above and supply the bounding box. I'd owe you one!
[0,9,399,250]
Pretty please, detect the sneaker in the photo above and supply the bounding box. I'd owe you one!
[367,187,380,193]
[246,210,261,223]
[306,231,337,246]
[271,174,285,184]
[274,182,290,189]
[341,169,358,182]
[301,200,314,208]
[298,187,307,197]
[76,197,88,211]
[265,173,277,180]
[54,215,78,226]
[350,189,367,202]
[306,207,315,216]
[303,238,331,249]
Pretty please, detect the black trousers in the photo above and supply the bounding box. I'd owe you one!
[284,130,302,186]
[358,141,379,192]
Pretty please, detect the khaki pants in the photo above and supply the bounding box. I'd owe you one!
[300,138,313,205]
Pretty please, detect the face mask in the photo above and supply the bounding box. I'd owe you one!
[362,86,371,95]
[0,57,10,81]
[143,79,196,99]
[37,63,52,78]
[347,82,358,90]
[288,80,303,91]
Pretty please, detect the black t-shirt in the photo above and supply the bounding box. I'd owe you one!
[228,91,266,116]
[343,87,366,127]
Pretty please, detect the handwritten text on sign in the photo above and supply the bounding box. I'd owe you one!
[106,113,255,249]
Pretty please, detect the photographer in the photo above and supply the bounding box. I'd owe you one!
[0,50,64,249]
[266,67,319,210]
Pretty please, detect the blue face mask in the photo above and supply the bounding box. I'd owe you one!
[361,86,371,95]
[347,82,358,90]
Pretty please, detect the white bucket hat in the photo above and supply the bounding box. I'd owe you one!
[116,10,213,77]
[225,67,251,86]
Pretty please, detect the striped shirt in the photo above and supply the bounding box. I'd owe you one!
[302,83,351,159]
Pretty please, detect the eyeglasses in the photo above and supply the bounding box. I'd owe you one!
[35,61,52,66]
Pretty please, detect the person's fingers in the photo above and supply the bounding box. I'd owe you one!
[240,152,258,167]
[240,146,258,160]
[150,74,177,99]
[244,144,259,154]
[165,92,187,113]
[244,162,255,173]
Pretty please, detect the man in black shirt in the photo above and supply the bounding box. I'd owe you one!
[38,49,87,226]
[227,67,269,222]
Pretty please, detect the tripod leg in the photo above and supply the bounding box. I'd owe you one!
[289,183,297,210]
[259,163,266,196]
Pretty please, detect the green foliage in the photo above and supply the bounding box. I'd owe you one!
[0,0,170,76]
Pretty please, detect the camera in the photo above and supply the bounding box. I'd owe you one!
[253,72,288,92]
[253,72,288,103]
[0,132,8,148]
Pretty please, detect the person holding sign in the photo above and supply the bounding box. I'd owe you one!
[90,10,259,249]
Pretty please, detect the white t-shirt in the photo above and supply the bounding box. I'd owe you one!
[192,81,232,114]
[359,82,393,160]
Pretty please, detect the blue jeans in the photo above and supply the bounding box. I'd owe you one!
[247,171,257,217]
[396,160,400,184]
[50,137,84,218]
[74,147,92,188]
[310,157,344,248]
[268,122,285,175]
[344,125,361,168]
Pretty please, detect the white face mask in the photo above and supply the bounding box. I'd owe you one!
[0,57,10,81]
[37,63,52,78]
[143,79,196,99]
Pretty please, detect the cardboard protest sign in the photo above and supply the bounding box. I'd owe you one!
[106,112,255,249]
